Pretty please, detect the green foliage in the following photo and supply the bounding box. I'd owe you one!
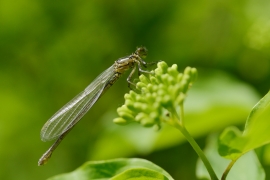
[218,91,270,160]
[197,135,265,180]
[47,158,173,180]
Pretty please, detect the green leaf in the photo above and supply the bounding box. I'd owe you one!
[218,126,247,159]
[197,134,265,180]
[112,168,169,180]
[262,144,270,165]
[218,91,270,160]
[47,158,174,180]
[243,90,270,149]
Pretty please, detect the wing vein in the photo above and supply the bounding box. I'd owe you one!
[41,65,115,141]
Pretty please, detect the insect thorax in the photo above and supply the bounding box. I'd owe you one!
[115,54,139,74]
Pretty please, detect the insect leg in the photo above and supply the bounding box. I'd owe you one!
[138,62,153,75]
[127,65,137,89]
[142,60,162,68]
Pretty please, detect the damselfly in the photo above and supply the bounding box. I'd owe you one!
[38,47,154,166]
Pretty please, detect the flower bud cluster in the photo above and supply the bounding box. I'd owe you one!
[113,61,197,127]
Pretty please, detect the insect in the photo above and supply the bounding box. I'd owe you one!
[38,47,154,166]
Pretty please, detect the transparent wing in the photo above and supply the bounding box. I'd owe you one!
[41,65,115,142]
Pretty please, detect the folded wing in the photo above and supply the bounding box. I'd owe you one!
[41,65,115,141]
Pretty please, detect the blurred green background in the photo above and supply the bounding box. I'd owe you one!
[1,0,270,179]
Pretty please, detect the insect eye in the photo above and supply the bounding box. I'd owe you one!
[136,47,148,58]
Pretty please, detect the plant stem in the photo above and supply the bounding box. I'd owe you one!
[221,159,236,180]
[179,102,185,126]
[167,105,217,180]
[169,103,218,180]
[174,123,218,180]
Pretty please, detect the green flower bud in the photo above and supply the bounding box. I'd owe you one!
[135,112,147,122]
[168,85,176,95]
[141,87,148,93]
[150,112,159,120]
[154,68,163,76]
[180,79,189,93]
[190,68,198,82]
[161,95,172,108]
[136,82,146,90]
[139,74,150,84]
[128,90,137,100]
[134,102,149,112]
[141,117,155,127]
[157,61,168,73]
[177,73,183,82]
[168,64,178,77]
[175,93,185,105]
[116,112,134,122]
[126,99,137,111]
[150,76,159,84]
[184,66,192,75]
[167,76,175,85]
[156,88,164,95]
[113,117,128,125]
[117,105,132,114]
[146,83,154,93]
[136,95,146,103]
[114,61,197,129]
[173,83,183,98]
